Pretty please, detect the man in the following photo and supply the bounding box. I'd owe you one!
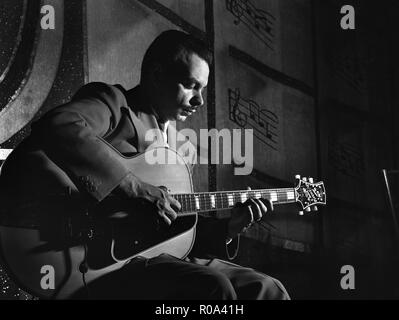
[0,30,290,299]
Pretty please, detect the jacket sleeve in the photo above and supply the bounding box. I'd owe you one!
[189,216,230,259]
[32,82,131,201]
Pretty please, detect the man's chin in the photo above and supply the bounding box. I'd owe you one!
[176,114,188,122]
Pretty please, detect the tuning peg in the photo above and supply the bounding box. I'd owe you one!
[302,177,307,182]
[295,174,301,180]
[308,177,314,183]
[298,211,304,216]
[312,206,318,212]
[305,207,311,212]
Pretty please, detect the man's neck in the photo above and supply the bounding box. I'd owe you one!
[127,85,169,129]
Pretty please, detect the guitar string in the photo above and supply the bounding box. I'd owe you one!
[173,195,296,204]
[173,188,321,199]
[175,200,296,213]
[172,190,297,200]
[172,189,296,198]
[172,190,322,213]
[172,189,297,201]
[172,188,296,196]
[173,191,299,213]
[173,193,295,207]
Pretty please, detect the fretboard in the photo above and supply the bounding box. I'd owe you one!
[172,188,296,216]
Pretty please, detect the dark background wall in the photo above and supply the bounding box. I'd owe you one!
[0,0,398,299]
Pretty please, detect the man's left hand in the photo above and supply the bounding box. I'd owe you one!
[227,190,274,240]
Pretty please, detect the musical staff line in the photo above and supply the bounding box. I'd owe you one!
[328,138,365,179]
[331,54,367,93]
[228,88,279,150]
[226,0,276,50]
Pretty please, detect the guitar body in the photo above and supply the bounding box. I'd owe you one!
[0,148,197,299]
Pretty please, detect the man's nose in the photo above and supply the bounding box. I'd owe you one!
[191,91,204,107]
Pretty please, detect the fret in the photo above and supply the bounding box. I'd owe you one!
[218,194,224,209]
[200,193,207,210]
[217,193,223,209]
[240,192,248,203]
[182,194,186,211]
[175,194,182,211]
[270,191,278,202]
[206,194,211,210]
[260,189,289,204]
[220,193,226,209]
[202,193,209,211]
[222,193,229,209]
[287,190,295,200]
[180,194,185,212]
[183,194,186,211]
[234,193,240,204]
[186,194,192,212]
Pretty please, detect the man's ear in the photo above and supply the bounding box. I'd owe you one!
[150,63,164,88]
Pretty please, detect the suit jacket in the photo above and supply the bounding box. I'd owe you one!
[0,82,229,258]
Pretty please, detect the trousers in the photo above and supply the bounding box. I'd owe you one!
[72,253,290,300]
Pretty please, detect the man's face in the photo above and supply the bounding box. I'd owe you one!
[156,52,209,122]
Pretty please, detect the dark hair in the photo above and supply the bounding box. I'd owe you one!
[141,30,212,84]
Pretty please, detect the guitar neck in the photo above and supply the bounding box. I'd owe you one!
[172,188,296,216]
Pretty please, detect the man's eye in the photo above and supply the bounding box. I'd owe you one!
[183,82,195,89]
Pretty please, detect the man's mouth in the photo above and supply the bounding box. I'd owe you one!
[181,107,197,116]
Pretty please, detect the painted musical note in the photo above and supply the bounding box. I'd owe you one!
[328,138,365,179]
[228,88,279,150]
[228,88,248,127]
[260,109,277,140]
[331,52,366,93]
[248,99,258,121]
[226,0,246,25]
[226,0,276,50]
[253,14,272,33]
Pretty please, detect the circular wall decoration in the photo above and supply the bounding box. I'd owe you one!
[0,0,64,143]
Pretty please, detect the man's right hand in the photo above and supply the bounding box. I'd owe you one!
[115,172,181,226]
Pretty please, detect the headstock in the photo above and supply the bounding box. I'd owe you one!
[294,175,326,214]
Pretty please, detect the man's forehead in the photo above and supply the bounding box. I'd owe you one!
[175,49,198,65]
[175,52,209,84]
